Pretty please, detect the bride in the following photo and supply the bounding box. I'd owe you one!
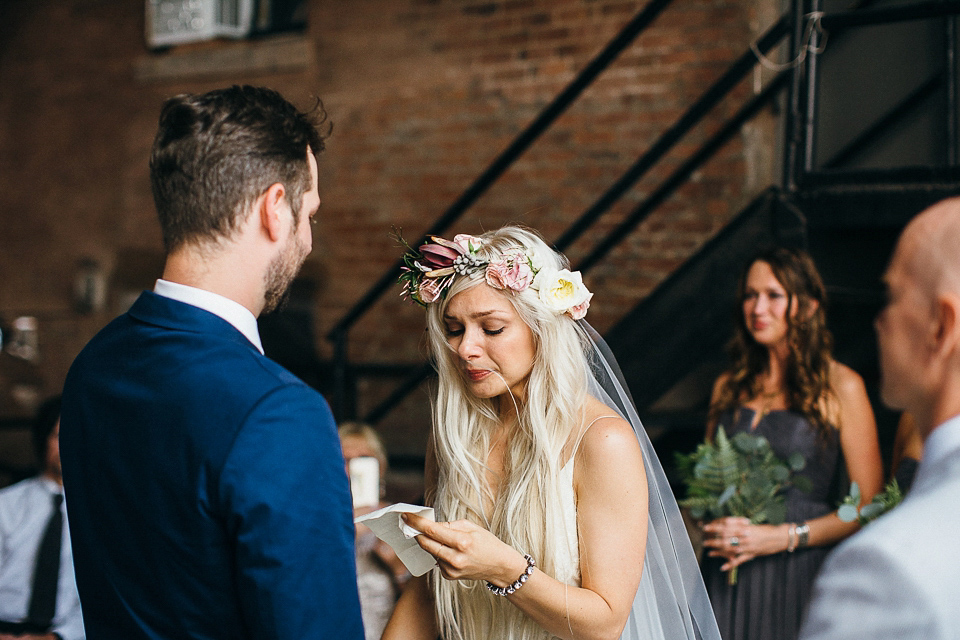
[382,226,719,640]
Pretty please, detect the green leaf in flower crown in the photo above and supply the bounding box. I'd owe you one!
[788,452,806,472]
[837,503,859,523]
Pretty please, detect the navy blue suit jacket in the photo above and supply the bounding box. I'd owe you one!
[60,291,364,639]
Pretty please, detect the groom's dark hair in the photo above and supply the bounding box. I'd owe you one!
[149,85,329,253]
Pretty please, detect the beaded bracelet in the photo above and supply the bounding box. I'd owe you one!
[795,523,810,548]
[486,554,536,596]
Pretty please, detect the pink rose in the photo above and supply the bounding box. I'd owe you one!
[418,277,445,303]
[566,292,593,320]
[485,254,534,292]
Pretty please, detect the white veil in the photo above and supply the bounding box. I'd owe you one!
[581,322,721,640]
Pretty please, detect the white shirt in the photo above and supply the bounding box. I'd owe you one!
[800,414,960,639]
[153,279,264,354]
[914,413,960,493]
[0,476,84,640]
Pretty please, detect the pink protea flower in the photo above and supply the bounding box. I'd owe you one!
[418,244,460,270]
[418,277,446,304]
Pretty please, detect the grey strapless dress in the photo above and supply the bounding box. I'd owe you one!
[702,408,845,640]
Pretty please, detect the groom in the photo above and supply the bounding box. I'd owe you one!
[800,197,960,638]
[60,86,363,639]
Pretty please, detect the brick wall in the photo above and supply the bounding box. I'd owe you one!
[0,0,779,465]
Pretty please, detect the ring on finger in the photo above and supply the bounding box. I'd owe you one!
[730,536,740,547]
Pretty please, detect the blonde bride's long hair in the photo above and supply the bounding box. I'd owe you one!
[424,226,591,640]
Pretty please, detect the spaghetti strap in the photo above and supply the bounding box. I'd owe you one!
[564,415,621,471]
[584,414,619,432]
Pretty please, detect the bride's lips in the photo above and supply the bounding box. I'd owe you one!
[466,368,492,381]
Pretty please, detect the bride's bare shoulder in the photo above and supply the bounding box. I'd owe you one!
[577,396,639,460]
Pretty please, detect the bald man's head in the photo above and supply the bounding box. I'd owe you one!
[900,196,960,301]
[877,196,960,426]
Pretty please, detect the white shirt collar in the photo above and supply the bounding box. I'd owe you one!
[923,413,960,467]
[153,279,264,354]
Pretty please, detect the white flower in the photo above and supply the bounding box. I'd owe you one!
[534,268,592,317]
[453,234,484,254]
[527,250,545,274]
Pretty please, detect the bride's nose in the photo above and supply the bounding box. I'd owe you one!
[457,327,483,360]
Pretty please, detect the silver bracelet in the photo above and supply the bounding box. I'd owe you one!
[795,523,810,548]
[486,554,536,596]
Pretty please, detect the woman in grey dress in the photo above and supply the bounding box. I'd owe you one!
[699,247,883,640]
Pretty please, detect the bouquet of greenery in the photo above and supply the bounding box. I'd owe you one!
[837,480,904,525]
[675,426,810,584]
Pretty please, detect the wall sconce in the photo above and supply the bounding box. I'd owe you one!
[73,258,107,314]
[2,316,39,362]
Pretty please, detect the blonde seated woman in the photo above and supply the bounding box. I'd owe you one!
[381,226,719,640]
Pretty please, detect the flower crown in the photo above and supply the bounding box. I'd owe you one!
[398,233,593,320]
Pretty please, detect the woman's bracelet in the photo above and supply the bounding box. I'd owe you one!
[787,522,810,552]
[486,554,536,596]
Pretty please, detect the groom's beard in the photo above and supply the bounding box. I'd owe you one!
[262,225,309,314]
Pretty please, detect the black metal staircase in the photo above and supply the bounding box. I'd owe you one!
[294,0,960,470]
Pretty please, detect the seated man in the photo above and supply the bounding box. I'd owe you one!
[0,396,84,640]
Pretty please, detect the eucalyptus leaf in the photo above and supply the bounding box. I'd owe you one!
[793,476,814,494]
[837,479,904,526]
[732,432,759,452]
[837,503,859,523]
[848,482,861,504]
[788,452,806,471]
[766,502,786,524]
[859,503,885,520]
[676,426,807,529]
[771,464,790,482]
[718,484,737,507]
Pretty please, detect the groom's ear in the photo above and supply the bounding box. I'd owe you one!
[257,182,289,243]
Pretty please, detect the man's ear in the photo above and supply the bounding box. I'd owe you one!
[259,182,288,243]
[932,292,960,359]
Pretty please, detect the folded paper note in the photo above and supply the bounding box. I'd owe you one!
[355,503,437,576]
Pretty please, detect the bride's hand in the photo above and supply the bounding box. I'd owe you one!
[401,512,529,585]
